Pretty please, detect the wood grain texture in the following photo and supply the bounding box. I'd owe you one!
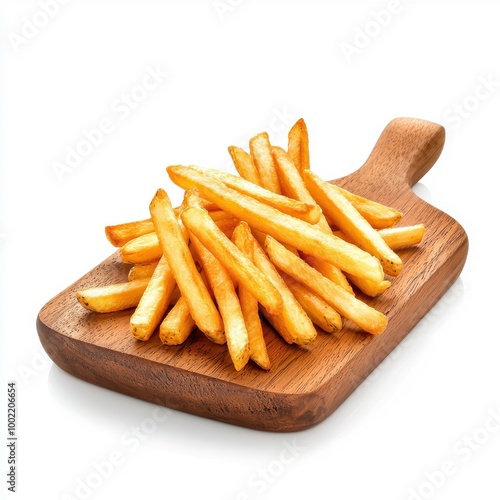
[36,117,468,432]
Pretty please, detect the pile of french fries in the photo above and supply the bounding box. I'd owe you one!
[76,119,425,371]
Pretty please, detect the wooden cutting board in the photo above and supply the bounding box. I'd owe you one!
[37,117,468,432]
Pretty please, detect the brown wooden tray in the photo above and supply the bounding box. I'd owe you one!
[36,118,468,432]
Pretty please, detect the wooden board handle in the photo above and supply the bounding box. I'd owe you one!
[341,118,446,199]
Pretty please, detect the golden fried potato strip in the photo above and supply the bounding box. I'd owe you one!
[149,188,224,344]
[281,273,342,333]
[234,222,317,346]
[287,118,310,174]
[333,186,403,229]
[192,166,321,224]
[130,256,177,341]
[304,170,403,276]
[180,206,283,315]
[76,278,150,313]
[231,223,271,370]
[128,261,159,281]
[167,165,385,284]
[249,131,281,193]
[228,145,261,186]
[159,296,196,345]
[264,236,387,335]
[105,219,155,247]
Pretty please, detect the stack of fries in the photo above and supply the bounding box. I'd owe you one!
[76,119,425,371]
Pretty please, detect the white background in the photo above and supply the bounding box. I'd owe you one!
[1,1,499,499]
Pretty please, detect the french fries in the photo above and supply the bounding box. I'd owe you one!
[264,236,388,335]
[228,145,261,186]
[249,131,281,193]
[378,224,425,249]
[105,218,155,247]
[304,169,403,276]
[105,199,221,248]
[150,188,225,344]
[190,232,250,371]
[187,166,321,224]
[282,274,342,333]
[167,165,385,284]
[180,206,283,315]
[272,145,312,203]
[233,221,317,346]
[130,256,176,341]
[333,186,403,229]
[128,261,159,281]
[120,214,241,265]
[232,223,271,370]
[159,296,196,345]
[271,145,353,293]
[75,117,426,371]
[120,232,162,264]
[287,118,310,174]
[76,278,150,313]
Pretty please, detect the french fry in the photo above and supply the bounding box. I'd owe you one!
[281,274,342,333]
[185,190,260,368]
[332,225,423,295]
[301,254,354,295]
[328,227,394,295]
[120,232,162,264]
[208,209,234,222]
[180,206,283,315]
[264,236,388,335]
[190,233,250,371]
[304,169,403,276]
[128,261,159,281]
[228,145,261,186]
[119,213,240,265]
[159,296,196,345]
[196,198,221,212]
[346,273,392,297]
[77,118,430,372]
[234,222,317,346]
[188,166,321,224]
[105,219,155,247]
[378,224,425,249]
[327,232,392,297]
[249,131,281,193]
[149,188,225,344]
[130,256,177,341]
[240,287,271,369]
[334,186,403,229]
[167,165,385,284]
[272,145,354,292]
[105,198,220,249]
[232,224,271,370]
[259,309,295,345]
[76,278,150,313]
[287,118,310,174]
[184,187,243,240]
[272,146,313,203]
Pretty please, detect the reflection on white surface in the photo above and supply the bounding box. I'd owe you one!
[46,362,325,458]
[412,182,433,203]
